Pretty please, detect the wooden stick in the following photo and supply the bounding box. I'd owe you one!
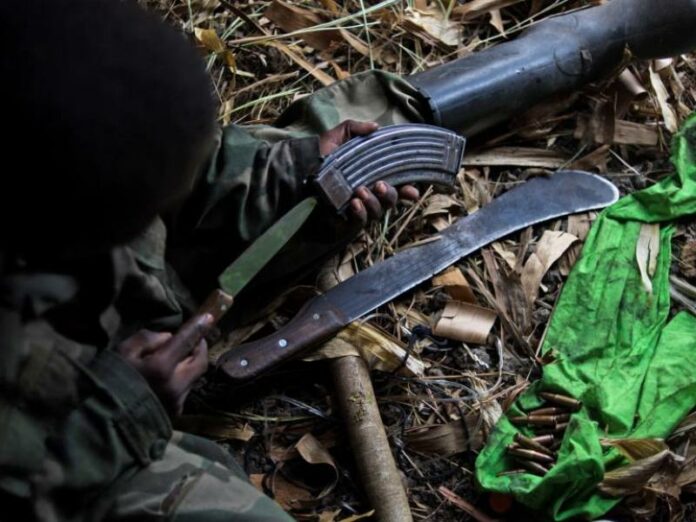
[318,253,412,522]
[331,356,413,522]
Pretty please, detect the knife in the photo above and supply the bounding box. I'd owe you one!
[194,197,318,323]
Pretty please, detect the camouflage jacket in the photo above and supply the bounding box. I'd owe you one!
[0,71,424,521]
[0,125,320,521]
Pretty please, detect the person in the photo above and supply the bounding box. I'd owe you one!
[0,0,425,520]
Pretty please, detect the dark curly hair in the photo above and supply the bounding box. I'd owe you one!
[0,0,217,252]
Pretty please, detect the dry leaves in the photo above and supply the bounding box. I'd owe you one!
[521,230,578,308]
[405,416,484,456]
[264,0,342,52]
[306,322,426,377]
[636,223,660,294]
[432,266,477,303]
[401,7,462,49]
[433,301,497,344]
[650,66,679,133]
[462,147,569,168]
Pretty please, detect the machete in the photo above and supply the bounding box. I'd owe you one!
[218,170,619,383]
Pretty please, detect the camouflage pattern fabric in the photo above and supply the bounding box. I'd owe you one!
[0,70,423,521]
[105,432,293,522]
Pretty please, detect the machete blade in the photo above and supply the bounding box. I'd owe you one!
[218,170,618,382]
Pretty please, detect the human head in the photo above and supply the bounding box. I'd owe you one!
[0,0,217,254]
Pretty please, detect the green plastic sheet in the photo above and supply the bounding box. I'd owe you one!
[476,114,696,520]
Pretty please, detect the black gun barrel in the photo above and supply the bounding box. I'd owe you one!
[407,0,696,136]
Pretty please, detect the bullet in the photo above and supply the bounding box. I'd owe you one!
[497,469,526,477]
[507,447,555,464]
[554,422,569,433]
[526,415,557,426]
[538,392,582,411]
[554,414,571,423]
[527,407,564,416]
[509,416,529,426]
[532,435,555,446]
[515,433,554,457]
[515,459,550,476]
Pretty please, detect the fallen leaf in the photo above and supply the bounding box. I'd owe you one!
[264,0,342,51]
[458,169,490,213]
[603,438,670,461]
[613,120,659,146]
[422,193,462,217]
[433,301,497,344]
[251,472,316,510]
[306,322,426,377]
[488,9,505,36]
[521,230,578,308]
[318,0,340,15]
[433,266,477,303]
[401,7,462,49]
[619,68,647,98]
[453,0,524,19]
[654,58,673,72]
[295,433,338,498]
[429,215,450,232]
[405,416,483,456]
[337,28,370,56]
[636,223,660,294]
[649,66,679,133]
[569,145,611,172]
[319,510,341,522]
[599,449,683,497]
[559,213,595,276]
[194,27,225,53]
[268,41,334,86]
[490,242,516,270]
[462,147,569,168]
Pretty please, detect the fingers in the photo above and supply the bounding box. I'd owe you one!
[117,330,172,359]
[319,120,378,156]
[349,182,420,223]
[373,181,398,208]
[168,340,209,416]
[160,313,214,365]
[349,198,368,225]
[344,120,378,137]
[398,184,420,201]
[355,186,382,219]
[176,340,209,384]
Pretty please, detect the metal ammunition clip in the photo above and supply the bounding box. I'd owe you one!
[313,124,466,211]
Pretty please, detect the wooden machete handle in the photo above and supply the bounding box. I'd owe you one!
[216,294,348,383]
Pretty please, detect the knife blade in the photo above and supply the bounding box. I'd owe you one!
[196,197,318,323]
[217,170,619,382]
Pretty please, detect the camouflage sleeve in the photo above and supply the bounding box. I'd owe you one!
[166,124,321,298]
[177,124,321,244]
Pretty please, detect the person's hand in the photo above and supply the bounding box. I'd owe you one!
[116,313,213,416]
[318,120,419,224]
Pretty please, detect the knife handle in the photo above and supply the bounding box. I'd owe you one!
[217,295,348,383]
[198,289,235,324]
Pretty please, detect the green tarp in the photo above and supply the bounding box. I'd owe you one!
[476,114,696,520]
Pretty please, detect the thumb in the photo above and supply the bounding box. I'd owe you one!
[345,120,378,137]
